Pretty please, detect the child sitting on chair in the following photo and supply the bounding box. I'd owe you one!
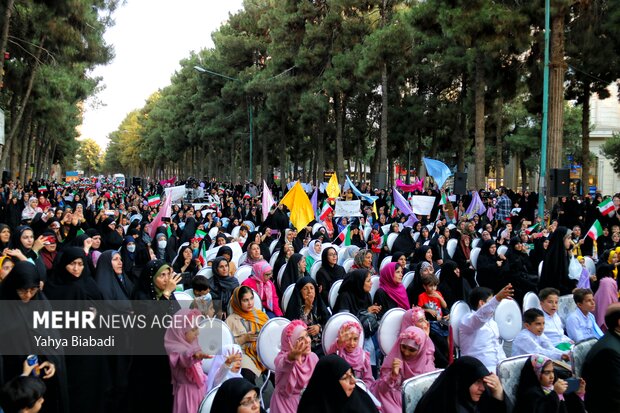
[417,274,449,337]
[566,288,604,342]
[326,321,374,388]
[512,308,571,361]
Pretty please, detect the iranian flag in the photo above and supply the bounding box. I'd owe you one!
[390,204,398,218]
[243,192,251,199]
[439,193,447,206]
[525,223,540,234]
[148,195,161,207]
[319,201,333,221]
[597,198,615,216]
[38,186,47,192]
[337,224,352,246]
[198,241,207,266]
[195,229,207,240]
[586,220,604,240]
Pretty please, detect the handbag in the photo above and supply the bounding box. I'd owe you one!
[358,310,379,337]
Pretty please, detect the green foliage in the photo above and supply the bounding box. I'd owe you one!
[101,0,620,188]
[601,134,620,175]
[78,138,102,175]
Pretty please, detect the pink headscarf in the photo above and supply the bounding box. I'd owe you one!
[334,321,368,372]
[400,307,429,334]
[594,277,618,331]
[275,320,318,385]
[383,326,435,379]
[251,260,274,311]
[379,262,410,309]
[163,309,205,386]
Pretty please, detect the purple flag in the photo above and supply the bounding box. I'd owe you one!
[392,187,419,227]
[262,180,275,221]
[310,188,318,219]
[464,190,487,218]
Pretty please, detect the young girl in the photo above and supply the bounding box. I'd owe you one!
[206,344,243,390]
[163,308,212,413]
[514,354,586,413]
[326,321,374,388]
[270,320,319,413]
[370,326,435,412]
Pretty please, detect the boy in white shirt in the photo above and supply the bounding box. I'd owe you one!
[458,284,513,372]
[565,288,603,342]
[512,308,570,360]
[539,287,573,348]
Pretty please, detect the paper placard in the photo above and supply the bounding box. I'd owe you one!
[409,196,436,216]
[334,200,363,217]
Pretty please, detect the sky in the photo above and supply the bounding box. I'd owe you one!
[80,0,244,149]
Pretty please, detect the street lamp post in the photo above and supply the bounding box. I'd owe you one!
[194,65,295,183]
[538,0,550,220]
[194,66,254,182]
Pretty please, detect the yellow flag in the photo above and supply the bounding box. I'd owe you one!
[326,173,340,199]
[279,181,315,231]
[373,201,378,219]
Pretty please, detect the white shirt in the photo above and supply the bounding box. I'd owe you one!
[565,309,602,342]
[512,328,567,360]
[543,311,572,346]
[459,297,506,372]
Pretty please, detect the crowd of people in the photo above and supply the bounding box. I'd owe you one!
[0,175,619,413]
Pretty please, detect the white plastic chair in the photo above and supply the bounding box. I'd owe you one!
[310,260,322,281]
[234,265,253,285]
[402,271,415,289]
[446,238,457,258]
[343,258,354,273]
[471,238,481,249]
[470,247,481,270]
[498,245,508,257]
[198,385,220,413]
[328,279,343,309]
[370,275,380,301]
[269,250,280,269]
[522,291,541,313]
[387,233,399,251]
[282,284,295,312]
[379,256,392,272]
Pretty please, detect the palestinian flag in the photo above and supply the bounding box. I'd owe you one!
[597,198,615,216]
[587,220,604,240]
[525,223,540,235]
[38,186,47,193]
[319,201,333,221]
[337,224,352,246]
[195,229,207,240]
[148,195,161,207]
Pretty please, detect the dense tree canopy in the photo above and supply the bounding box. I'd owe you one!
[0,0,118,180]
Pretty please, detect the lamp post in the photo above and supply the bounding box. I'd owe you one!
[538,0,550,220]
[194,66,254,182]
[194,65,295,183]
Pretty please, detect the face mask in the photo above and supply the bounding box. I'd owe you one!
[199,293,212,302]
[158,240,167,249]
[127,245,136,253]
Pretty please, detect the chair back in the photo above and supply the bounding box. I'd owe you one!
[401,369,444,413]
[497,354,531,412]
[572,338,597,378]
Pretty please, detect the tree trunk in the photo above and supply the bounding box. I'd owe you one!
[316,120,325,185]
[0,0,15,87]
[474,54,486,189]
[378,63,388,188]
[520,156,528,192]
[280,114,287,192]
[547,13,566,172]
[495,97,504,185]
[581,81,590,196]
[335,92,345,183]
[0,35,44,168]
